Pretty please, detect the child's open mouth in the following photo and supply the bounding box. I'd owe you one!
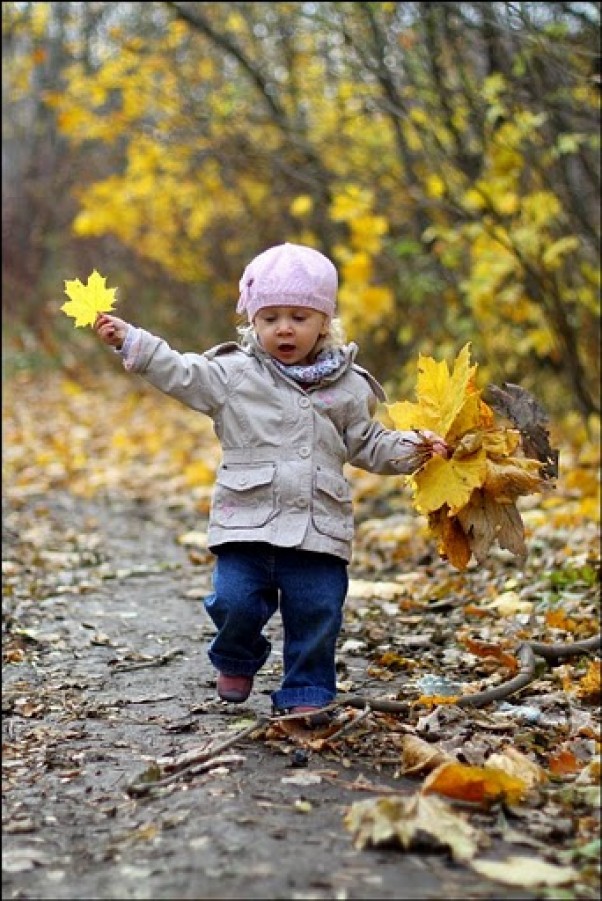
[278,344,296,354]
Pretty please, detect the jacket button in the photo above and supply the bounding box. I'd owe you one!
[238,476,248,486]
[299,397,310,408]
[298,446,310,458]
[295,497,308,508]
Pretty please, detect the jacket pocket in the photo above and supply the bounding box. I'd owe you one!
[212,464,276,528]
[312,468,353,541]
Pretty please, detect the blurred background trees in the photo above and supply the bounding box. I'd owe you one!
[2,1,600,420]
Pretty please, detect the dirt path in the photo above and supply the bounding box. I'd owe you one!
[3,492,538,900]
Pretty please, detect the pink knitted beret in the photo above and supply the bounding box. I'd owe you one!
[237,242,338,321]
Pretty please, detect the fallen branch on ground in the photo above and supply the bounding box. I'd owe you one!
[337,634,601,713]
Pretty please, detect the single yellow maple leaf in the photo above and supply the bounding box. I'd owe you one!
[344,794,480,863]
[454,428,521,459]
[388,343,477,438]
[61,269,118,327]
[412,449,488,515]
[447,392,493,442]
[481,428,521,457]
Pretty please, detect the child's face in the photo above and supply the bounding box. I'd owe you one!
[253,306,329,365]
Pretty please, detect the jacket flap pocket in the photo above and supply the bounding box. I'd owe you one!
[216,464,275,492]
[315,468,351,502]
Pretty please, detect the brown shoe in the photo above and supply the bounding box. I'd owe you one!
[217,672,253,703]
[289,706,331,726]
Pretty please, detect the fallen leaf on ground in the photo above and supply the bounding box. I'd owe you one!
[470,855,578,887]
[485,747,548,789]
[344,792,483,862]
[421,760,529,806]
[398,734,453,775]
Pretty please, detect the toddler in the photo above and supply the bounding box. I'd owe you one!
[94,242,447,725]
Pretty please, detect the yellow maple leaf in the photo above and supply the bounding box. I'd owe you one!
[576,659,601,703]
[412,449,488,515]
[61,269,118,327]
[447,392,492,442]
[388,343,477,438]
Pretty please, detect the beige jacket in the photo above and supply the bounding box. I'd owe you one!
[121,329,425,562]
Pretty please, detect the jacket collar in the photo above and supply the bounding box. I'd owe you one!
[246,331,357,383]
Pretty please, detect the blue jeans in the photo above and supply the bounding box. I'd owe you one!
[204,542,348,710]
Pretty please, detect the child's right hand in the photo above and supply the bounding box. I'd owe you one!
[94,314,129,349]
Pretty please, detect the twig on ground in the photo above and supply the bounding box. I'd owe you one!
[110,648,185,672]
[127,717,269,796]
[127,754,246,796]
[316,771,406,795]
[332,696,411,714]
[324,705,373,742]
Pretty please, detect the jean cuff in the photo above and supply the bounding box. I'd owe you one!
[208,649,266,677]
[271,687,334,710]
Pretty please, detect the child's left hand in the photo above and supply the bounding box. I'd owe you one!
[396,430,449,470]
[418,430,449,459]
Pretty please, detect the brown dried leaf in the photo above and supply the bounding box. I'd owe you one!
[484,456,548,501]
[486,747,548,789]
[428,508,472,570]
[399,734,453,776]
[457,489,526,562]
[484,382,559,478]
[463,638,519,674]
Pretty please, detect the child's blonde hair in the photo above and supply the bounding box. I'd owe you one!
[238,316,347,357]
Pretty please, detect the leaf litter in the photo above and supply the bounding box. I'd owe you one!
[2,368,600,899]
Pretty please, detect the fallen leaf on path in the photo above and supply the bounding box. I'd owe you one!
[576,659,601,703]
[421,760,529,806]
[470,855,578,887]
[344,793,483,862]
[398,734,452,775]
[485,747,548,789]
[281,772,323,785]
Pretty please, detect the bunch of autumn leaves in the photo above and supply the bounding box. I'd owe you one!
[388,344,558,570]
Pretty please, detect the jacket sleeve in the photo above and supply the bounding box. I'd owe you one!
[118,326,240,416]
[342,376,427,475]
